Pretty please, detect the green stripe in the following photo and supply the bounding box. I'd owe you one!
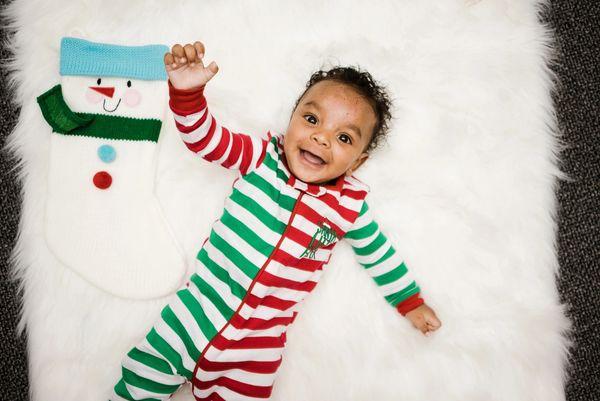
[122,367,181,395]
[230,188,286,234]
[211,230,259,279]
[385,282,421,306]
[190,273,235,320]
[345,220,377,240]
[114,378,142,401]
[372,262,409,286]
[262,150,289,184]
[127,347,174,376]
[244,172,296,212]
[362,246,395,269]
[145,328,192,378]
[352,231,387,256]
[221,209,273,257]
[177,289,218,341]
[197,249,246,300]
[161,304,200,362]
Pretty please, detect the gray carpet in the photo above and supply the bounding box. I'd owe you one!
[1,0,598,399]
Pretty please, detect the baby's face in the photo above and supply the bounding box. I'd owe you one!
[283,80,376,184]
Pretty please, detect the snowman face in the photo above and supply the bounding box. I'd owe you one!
[61,75,167,119]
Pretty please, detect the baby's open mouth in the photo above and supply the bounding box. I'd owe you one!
[301,149,325,165]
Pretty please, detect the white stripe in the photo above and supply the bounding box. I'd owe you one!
[234,177,291,225]
[279,237,330,262]
[195,366,277,387]
[222,324,287,341]
[264,258,321,283]
[169,291,212,349]
[197,120,224,157]
[153,316,197,373]
[237,302,296,321]
[203,237,253,289]
[251,282,307,303]
[379,274,416,297]
[346,228,380,249]
[173,107,206,126]
[212,221,268,274]
[364,253,405,279]
[203,345,283,362]
[224,198,281,244]
[122,355,184,387]
[354,240,392,265]
[193,383,270,401]
[195,260,242,312]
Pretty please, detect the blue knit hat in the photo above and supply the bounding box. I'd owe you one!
[60,37,168,81]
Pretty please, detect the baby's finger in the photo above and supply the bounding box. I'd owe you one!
[183,44,199,64]
[193,41,206,59]
[164,52,175,68]
[171,44,185,59]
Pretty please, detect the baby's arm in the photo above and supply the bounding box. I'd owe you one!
[165,41,268,175]
[345,202,441,336]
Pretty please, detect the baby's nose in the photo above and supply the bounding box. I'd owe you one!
[312,132,331,147]
[89,86,115,98]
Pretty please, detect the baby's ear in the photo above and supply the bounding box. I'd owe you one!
[346,152,369,176]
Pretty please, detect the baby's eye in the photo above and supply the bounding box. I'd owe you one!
[97,78,102,85]
[304,115,317,124]
[338,133,352,145]
[127,80,132,87]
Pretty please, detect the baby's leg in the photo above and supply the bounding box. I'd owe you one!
[111,290,204,400]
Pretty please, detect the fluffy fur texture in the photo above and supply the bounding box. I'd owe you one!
[5,0,570,400]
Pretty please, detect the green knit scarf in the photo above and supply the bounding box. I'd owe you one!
[37,84,162,142]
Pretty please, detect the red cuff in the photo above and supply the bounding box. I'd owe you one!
[396,293,424,316]
[168,80,207,115]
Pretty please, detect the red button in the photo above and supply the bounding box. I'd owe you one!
[93,171,112,189]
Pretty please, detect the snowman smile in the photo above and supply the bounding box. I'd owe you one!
[103,98,121,113]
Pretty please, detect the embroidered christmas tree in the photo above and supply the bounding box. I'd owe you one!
[37,37,186,299]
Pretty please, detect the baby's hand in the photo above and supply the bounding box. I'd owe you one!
[164,41,219,90]
[404,304,442,337]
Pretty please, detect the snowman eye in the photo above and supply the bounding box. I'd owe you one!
[97,78,101,85]
[127,80,132,88]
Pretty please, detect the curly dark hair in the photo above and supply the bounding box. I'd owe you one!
[295,66,393,152]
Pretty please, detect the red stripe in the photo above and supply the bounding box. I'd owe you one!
[185,118,217,154]
[228,313,294,331]
[195,357,282,374]
[245,293,297,311]
[257,270,317,293]
[175,108,209,134]
[222,132,242,168]
[396,293,424,316]
[194,376,273,398]
[168,81,206,115]
[294,203,346,237]
[195,393,226,401]
[284,224,337,252]
[210,334,284,350]
[205,126,231,161]
[239,135,254,175]
[270,249,323,272]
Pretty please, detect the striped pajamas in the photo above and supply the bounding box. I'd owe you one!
[111,84,423,401]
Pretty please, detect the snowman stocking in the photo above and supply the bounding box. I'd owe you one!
[37,37,186,300]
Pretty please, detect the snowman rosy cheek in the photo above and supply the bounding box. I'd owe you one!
[86,88,103,104]
[123,88,141,108]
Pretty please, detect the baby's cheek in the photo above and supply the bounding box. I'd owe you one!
[85,89,102,104]
[123,89,142,108]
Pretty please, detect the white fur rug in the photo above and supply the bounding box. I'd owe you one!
[6,0,571,400]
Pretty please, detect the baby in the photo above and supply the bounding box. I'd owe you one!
[111,41,441,401]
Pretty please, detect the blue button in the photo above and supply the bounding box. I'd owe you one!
[98,145,116,163]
